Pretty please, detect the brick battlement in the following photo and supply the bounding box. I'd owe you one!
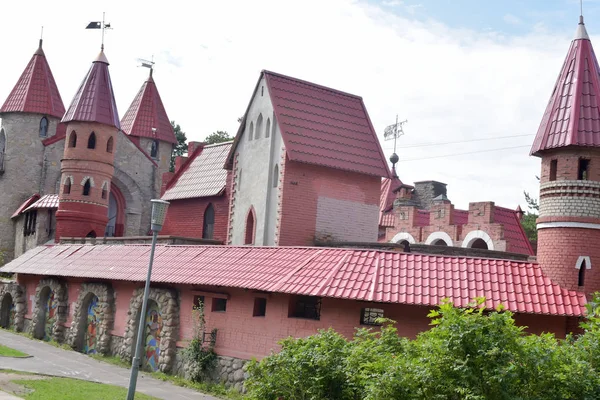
[59,235,223,246]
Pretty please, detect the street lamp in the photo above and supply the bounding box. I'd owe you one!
[127,199,170,400]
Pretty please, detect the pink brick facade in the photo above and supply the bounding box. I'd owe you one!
[161,195,229,242]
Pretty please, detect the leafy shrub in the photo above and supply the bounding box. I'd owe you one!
[183,302,217,382]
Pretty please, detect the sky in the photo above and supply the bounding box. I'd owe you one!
[0,0,595,211]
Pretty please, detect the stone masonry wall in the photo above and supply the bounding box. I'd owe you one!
[412,181,447,210]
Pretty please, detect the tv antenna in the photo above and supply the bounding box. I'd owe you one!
[383,115,407,177]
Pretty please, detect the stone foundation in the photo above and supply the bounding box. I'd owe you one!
[171,350,248,392]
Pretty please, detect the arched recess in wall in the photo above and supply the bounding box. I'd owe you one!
[68,131,77,148]
[248,121,254,141]
[0,283,26,332]
[106,136,114,153]
[273,164,279,188]
[256,114,263,139]
[30,278,68,343]
[391,232,416,244]
[62,176,73,195]
[88,132,96,149]
[39,117,48,137]
[265,118,271,138]
[106,182,126,237]
[203,203,215,239]
[245,206,256,245]
[112,168,142,236]
[462,230,494,251]
[425,231,453,247]
[0,129,6,170]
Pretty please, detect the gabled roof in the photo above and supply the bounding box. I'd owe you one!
[24,194,59,212]
[0,244,586,316]
[0,41,65,118]
[379,176,404,225]
[61,49,120,129]
[162,141,233,200]
[11,194,40,218]
[227,70,390,178]
[120,71,176,144]
[494,206,535,256]
[531,17,600,156]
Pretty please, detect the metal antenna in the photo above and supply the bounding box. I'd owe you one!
[40,26,44,41]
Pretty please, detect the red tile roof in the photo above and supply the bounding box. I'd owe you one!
[379,176,404,225]
[163,141,233,200]
[11,194,40,218]
[454,209,469,225]
[0,244,586,316]
[227,71,390,178]
[120,72,176,144]
[24,194,59,211]
[62,50,120,129]
[494,207,535,256]
[0,41,65,119]
[531,19,600,155]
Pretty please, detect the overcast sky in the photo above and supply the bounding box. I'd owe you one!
[1,0,595,211]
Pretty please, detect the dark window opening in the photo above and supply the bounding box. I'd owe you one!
[193,296,205,309]
[253,298,267,317]
[245,209,255,245]
[23,210,37,236]
[579,260,587,287]
[549,159,557,181]
[63,179,71,194]
[150,140,159,158]
[106,137,114,153]
[68,131,77,148]
[83,179,91,196]
[46,210,54,237]
[273,165,279,188]
[0,128,5,172]
[203,203,215,240]
[39,117,48,137]
[101,185,108,200]
[86,230,97,238]
[289,296,321,320]
[432,239,448,246]
[470,238,488,250]
[578,158,590,180]
[212,298,227,312]
[87,132,96,149]
[360,308,384,326]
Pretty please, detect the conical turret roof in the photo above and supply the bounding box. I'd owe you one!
[120,70,176,144]
[0,40,65,118]
[61,49,120,129]
[531,17,600,156]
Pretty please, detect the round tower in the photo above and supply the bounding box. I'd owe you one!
[55,49,120,239]
[532,16,600,295]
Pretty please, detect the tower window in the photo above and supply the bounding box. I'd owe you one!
[273,164,279,188]
[265,118,271,139]
[39,117,48,137]
[549,159,557,181]
[106,137,114,153]
[101,182,108,200]
[150,140,159,159]
[256,114,263,140]
[87,132,96,149]
[203,203,215,240]
[68,131,77,148]
[578,158,590,180]
[83,179,91,196]
[63,177,72,194]
[245,208,255,245]
[579,260,586,287]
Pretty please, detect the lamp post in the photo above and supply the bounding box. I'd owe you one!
[127,199,170,400]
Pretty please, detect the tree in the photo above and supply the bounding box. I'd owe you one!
[204,131,231,145]
[521,186,540,242]
[170,121,187,172]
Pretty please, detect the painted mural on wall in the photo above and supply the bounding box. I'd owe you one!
[83,295,100,354]
[8,302,15,329]
[44,290,56,341]
[144,302,163,371]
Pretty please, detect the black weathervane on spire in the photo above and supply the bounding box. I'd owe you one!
[86,12,112,50]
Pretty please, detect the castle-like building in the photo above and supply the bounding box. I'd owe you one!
[0,15,598,389]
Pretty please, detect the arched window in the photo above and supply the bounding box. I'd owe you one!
[432,239,448,246]
[579,259,586,287]
[106,137,114,153]
[68,131,77,148]
[273,164,279,188]
[203,203,215,239]
[249,122,254,141]
[245,208,255,245]
[238,169,242,190]
[265,118,271,138]
[87,132,96,149]
[0,129,5,171]
[63,176,72,195]
[255,114,263,139]
[39,117,48,137]
[150,140,159,158]
[101,182,108,200]
[470,238,488,249]
[272,111,277,137]
[83,179,91,196]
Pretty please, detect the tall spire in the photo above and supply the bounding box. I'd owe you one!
[0,40,65,118]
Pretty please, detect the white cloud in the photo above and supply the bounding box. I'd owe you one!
[382,0,403,6]
[0,0,576,211]
[503,13,522,25]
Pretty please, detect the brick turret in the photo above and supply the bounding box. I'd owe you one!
[55,49,120,239]
[531,16,600,295]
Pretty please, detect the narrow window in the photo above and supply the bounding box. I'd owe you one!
[203,203,215,239]
[249,122,254,141]
[238,169,242,190]
[245,208,255,245]
[265,118,271,138]
[273,164,279,188]
[47,210,53,236]
[63,177,72,194]
[255,114,263,139]
[0,129,5,171]
[261,86,264,96]
[549,159,557,181]
[23,212,30,236]
[150,140,159,158]
[272,112,276,137]
[101,182,108,200]
[360,308,384,326]
[87,132,96,149]
[212,298,227,312]
[289,296,321,320]
[106,137,114,153]
[39,117,48,137]
[253,298,267,317]
[68,131,77,148]
[83,179,91,196]
[578,158,590,180]
[579,259,587,287]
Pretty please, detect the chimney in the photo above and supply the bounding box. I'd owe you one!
[187,141,205,155]
[413,181,447,210]
[161,172,175,196]
[174,156,188,173]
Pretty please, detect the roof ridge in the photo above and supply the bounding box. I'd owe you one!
[204,140,234,148]
[263,70,363,100]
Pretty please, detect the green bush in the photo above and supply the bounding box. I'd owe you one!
[246,296,600,400]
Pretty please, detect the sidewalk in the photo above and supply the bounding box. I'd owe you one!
[0,330,219,400]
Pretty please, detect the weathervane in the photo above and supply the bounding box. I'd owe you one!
[384,115,407,177]
[137,56,155,77]
[86,12,112,50]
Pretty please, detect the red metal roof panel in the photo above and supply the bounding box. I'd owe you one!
[494,206,535,256]
[24,194,59,211]
[11,194,40,218]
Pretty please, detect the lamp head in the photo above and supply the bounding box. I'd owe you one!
[150,199,170,232]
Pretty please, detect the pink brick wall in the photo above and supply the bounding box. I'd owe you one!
[112,281,137,336]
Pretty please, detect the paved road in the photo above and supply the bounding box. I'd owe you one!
[0,330,219,400]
